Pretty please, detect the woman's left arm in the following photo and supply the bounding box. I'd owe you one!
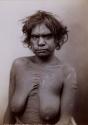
[56,65,78,125]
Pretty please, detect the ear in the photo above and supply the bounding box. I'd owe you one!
[29,40,33,49]
[55,46,60,50]
[28,45,32,49]
[55,40,60,50]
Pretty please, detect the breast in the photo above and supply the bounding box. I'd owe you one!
[39,89,60,121]
[39,70,63,121]
[11,90,29,113]
[10,73,34,113]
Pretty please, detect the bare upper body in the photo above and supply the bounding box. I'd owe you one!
[4,56,77,124]
[4,11,77,125]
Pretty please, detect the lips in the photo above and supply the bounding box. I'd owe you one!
[36,49,48,53]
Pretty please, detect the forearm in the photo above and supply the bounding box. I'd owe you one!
[3,106,16,124]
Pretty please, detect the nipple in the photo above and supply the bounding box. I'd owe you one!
[45,116,50,120]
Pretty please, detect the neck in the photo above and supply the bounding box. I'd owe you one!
[34,53,59,65]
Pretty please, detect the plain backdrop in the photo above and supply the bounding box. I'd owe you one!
[0,0,88,125]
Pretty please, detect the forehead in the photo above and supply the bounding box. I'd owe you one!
[31,23,51,35]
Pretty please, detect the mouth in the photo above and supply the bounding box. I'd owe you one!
[36,49,48,53]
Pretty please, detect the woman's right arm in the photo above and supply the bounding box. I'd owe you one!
[3,60,17,124]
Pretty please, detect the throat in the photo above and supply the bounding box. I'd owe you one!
[34,54,59,66]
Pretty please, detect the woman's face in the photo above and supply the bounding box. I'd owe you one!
[30,23,56,57]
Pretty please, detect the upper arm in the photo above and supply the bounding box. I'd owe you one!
[9,57,24,101]
[3,59,19,123]
[9,60,17,102]
[60,65,78,117]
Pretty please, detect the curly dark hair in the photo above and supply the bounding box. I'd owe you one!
[22,10,68,49]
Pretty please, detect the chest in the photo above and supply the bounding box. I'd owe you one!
[15,66,64,94]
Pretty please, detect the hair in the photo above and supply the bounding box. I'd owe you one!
[22,10,68,49]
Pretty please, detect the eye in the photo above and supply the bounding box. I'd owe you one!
[43,34,53,40]
[31,35,39,40]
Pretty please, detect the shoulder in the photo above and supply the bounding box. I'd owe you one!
[55,59,76,77]
[63,64,76,76]
[12,56,33,67]
[62,63,77,83]
[12,56,28,65]
[11,56,34,71]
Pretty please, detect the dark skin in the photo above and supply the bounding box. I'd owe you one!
[4,24,77,125]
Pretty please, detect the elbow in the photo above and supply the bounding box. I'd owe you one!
[10,97,25,113]
[10,100,21,113]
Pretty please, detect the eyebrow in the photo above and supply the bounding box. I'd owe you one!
[31,33,53,37]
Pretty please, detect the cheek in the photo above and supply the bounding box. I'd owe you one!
[48,41,56,50]
[31,41,38,49]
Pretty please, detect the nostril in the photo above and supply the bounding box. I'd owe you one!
[38,37,45,46]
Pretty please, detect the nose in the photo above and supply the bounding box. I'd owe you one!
[38,37,45,46]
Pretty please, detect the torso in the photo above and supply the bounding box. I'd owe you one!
[11,56,64,124]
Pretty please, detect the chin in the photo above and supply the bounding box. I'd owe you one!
[37,54,50,58]
[36,52,50,57]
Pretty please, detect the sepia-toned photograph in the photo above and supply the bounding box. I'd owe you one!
[0,0,88,125]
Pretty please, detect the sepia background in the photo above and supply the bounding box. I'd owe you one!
[0,0,88,125]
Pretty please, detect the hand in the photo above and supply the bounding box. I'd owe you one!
[55,117,77,125]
